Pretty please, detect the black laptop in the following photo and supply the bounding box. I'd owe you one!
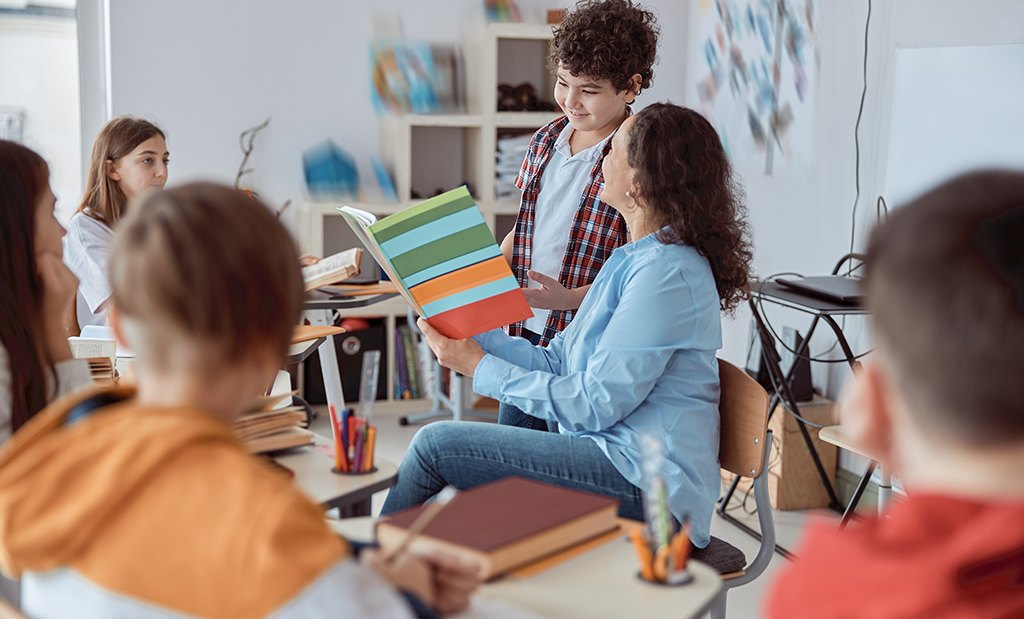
[775,275,864,305]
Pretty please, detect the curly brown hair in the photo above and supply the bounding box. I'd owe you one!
[549,0,660,93]
[627,103,753,313]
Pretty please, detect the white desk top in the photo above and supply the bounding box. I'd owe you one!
[275,434,397,509]
[330,517,721,619]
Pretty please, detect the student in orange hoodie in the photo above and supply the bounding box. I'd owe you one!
[766,170,1024,618]
[0,183,478,618]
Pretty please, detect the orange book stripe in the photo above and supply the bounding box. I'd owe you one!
[425,289,533,339]
[410,257,512,307]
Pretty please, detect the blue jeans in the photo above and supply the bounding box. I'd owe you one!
[496,327,558,433]
[380,421,645,520]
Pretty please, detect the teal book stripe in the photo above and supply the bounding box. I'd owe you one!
[391,224,496,279]
[379,208,485,259]
[421,276,520,317]
[403,246,502,287]
[370,187,476,242]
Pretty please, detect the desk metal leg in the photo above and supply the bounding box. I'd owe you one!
[878,468,892,517]
[305,309,346,416]
[750,303,843,510]
[840,461,875,529]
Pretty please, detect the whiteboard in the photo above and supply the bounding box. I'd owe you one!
[884,44,1024,206]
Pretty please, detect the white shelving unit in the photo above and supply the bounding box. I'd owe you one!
[297,22,558,414]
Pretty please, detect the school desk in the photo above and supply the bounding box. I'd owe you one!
[330,517,722,618]
[275,433,397,517]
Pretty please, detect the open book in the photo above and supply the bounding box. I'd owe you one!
[338,186,532,339]
[302,247,364,291]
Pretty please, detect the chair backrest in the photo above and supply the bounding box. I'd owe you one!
[718,359,770,478]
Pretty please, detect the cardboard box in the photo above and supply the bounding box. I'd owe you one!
[725,395,838,511]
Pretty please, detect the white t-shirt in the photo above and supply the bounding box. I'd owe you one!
[524,126,614,335]
[64,211,114,329]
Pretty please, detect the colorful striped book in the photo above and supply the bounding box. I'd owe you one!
[338,186,532,339]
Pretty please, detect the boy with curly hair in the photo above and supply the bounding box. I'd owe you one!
[767,171,1024,618]
[500,0,660,430]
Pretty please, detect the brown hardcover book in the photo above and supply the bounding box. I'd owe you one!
[302,247,363,291]
[375,477,619,580]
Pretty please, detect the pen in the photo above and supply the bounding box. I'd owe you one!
[328,404,343,472]
[383,486,458,565]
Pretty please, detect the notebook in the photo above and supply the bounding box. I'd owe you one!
[375,477,619,581]
[775,275,864,305]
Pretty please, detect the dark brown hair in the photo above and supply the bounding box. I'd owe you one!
[550,0,660,93]
[627,103,752,313]
[78,116,165,227]
[109,183,303,369]
[865,170,1024,446]
[0,140,55,432]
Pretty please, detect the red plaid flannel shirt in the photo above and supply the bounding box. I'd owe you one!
[508,115,628,346]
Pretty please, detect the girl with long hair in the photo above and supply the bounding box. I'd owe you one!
[65,116,168,329]
[0,140,91,440]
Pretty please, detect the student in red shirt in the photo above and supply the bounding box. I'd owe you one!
[766,170,1024,619]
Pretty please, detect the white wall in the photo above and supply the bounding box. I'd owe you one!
[689,0,1024,392]
[80,0,1023,426]
[81,0,687,222]
[1,14,81,222]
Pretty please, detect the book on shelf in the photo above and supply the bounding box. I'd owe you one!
[374,477,619,581]
[302,247,364,291]
[235,392,313,454]
[337,186,532,339]
[394,326,410,400]
[399,323,421,399]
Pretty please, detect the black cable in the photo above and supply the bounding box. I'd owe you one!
[847,0,873,276]
[876,195,889,222]
[754,275,874,364]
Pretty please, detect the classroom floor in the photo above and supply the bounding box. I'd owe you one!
[310,404,838,619]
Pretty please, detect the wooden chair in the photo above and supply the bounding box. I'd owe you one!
[698,359,775,619]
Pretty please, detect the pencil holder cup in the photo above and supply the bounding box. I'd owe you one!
[636,569,694,587]
[331,466,378,476]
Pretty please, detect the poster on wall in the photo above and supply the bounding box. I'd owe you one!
[688,0,819,178]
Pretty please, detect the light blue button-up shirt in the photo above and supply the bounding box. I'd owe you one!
[473,230,722,547]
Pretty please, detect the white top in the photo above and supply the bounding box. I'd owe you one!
[524,126,614,335]
[0,342,92,443]
[64,211,114,329]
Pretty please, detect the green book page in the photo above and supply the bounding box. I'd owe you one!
[369,186,475,242]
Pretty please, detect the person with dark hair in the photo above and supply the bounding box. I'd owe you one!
[498,0,660,431]
[65,116,168,329]
[382,103,753,550]
[0,140,91,443]
[0,183,480,618]
[767,171,1024,618]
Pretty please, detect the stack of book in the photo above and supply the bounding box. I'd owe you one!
[85,357,116,383]
[235,393,313,454]
[495,133,531,200]
[68,336,117,383]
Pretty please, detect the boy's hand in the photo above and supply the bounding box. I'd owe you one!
[362,547,480,616]
[298,254,321,267]
[523,270,587,310]
[36,253,79,363]
[418,319,485,377]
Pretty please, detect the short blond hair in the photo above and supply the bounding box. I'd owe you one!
[109,183,302,370]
